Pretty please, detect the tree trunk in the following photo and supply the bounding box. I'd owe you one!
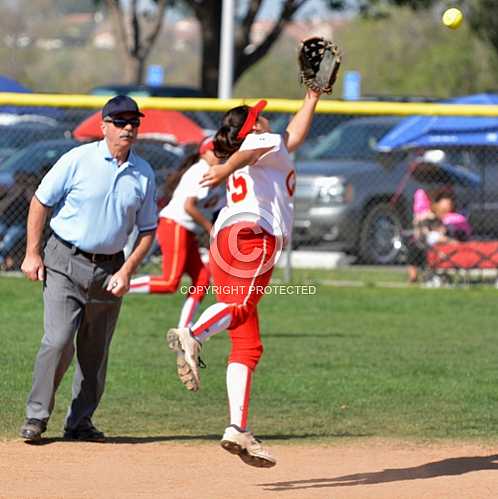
[190,0,305,96]
[234,0,305,83]
[125,56,146,84]
[194,0,222,96]
[105,0,167,85]
[105,0,130,83]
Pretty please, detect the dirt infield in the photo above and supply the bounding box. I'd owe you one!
[1,439,497,498]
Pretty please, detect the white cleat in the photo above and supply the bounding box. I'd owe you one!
[166,328,201,391]
[220,425,276,468]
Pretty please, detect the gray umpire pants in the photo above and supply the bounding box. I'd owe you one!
[26,234,124,431]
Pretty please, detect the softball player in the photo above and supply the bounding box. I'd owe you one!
[167,90,322,468]
[130,138,224,329]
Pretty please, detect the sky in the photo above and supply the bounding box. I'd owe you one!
[1,0,334,19]
[255,0,331,20]
[161,0,334,22]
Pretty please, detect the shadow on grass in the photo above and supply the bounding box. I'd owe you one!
[258,454,498,491]
[24,431,369,445]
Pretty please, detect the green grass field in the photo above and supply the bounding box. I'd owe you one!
[2,272,498,443]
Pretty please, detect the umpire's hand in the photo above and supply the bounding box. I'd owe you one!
[106,271,130,297]
[21,253,45,281]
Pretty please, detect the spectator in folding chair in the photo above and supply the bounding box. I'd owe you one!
[406,188,471,283]
[433,191,471,242]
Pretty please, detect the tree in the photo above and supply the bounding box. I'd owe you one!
[98,0,319,96]
[99,0,169,84]
[109,0,483,97]
[100,0,324,96]
[466,0,498,54]
[178,1,319,96]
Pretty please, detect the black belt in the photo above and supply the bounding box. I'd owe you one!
[53,233,123,263]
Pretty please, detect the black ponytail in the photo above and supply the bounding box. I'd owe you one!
[213,105,250,159]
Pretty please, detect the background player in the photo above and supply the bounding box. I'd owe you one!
[129,138,224,333]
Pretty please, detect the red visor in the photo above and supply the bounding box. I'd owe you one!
[199,136,214,155]
[237,99,268,140]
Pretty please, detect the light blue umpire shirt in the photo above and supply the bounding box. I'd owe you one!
[35,140,157,254]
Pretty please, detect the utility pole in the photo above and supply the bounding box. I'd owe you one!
[218,0,235,99]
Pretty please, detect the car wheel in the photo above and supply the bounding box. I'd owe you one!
[359,202,403,265]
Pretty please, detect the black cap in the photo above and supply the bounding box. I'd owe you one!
[102,95,145,118]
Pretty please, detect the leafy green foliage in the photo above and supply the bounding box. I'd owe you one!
[346,0,498,74]
[335,6,498,98]
[236,3,498,99]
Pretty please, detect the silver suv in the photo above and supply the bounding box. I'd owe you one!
[293,116,477,264]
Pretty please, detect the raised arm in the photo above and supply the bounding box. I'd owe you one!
[284,89,321,154]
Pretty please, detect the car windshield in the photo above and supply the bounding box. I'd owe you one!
[0,124,67,154]
[0,140,184,175]
[0,142,75,174]
[299,121,399,161]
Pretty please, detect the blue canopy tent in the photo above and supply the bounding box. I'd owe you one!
[0,76,32,115]
[0,75,62,119]
[381,94,487,219]
[0,76,31,93]
[377,93,498,151]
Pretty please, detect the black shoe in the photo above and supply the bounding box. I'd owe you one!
[20,418,47,441]
[63,425,106,442]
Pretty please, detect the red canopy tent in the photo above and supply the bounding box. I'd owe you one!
[72,109,205,144]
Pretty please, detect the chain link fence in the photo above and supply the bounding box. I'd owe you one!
[0,95,497,285]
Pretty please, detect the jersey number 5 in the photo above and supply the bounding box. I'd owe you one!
[228,174,247,203]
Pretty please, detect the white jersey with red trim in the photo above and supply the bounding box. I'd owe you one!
[214,132,295,239]
[160,159,225,234]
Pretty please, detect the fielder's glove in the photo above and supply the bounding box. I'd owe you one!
[298,36,342,94]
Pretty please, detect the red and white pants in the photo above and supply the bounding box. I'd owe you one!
[189,221,280,430]
[191,221,278,370]
[130,217,210,326]
[156,218,209,297]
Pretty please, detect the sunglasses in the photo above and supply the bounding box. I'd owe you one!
[104,117,141,128]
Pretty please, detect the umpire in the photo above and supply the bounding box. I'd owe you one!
[20,95,157,442]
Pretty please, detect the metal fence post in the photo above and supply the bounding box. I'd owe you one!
[283,149,296,284]
[283,228,293,283]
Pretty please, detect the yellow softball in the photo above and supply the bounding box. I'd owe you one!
[442,7,463,29]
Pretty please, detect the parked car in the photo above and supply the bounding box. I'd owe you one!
[0,138,184,196]
[0,138,186,267]
[0,121,70,163]
[293,116,479,264]
[412,146,498,238]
